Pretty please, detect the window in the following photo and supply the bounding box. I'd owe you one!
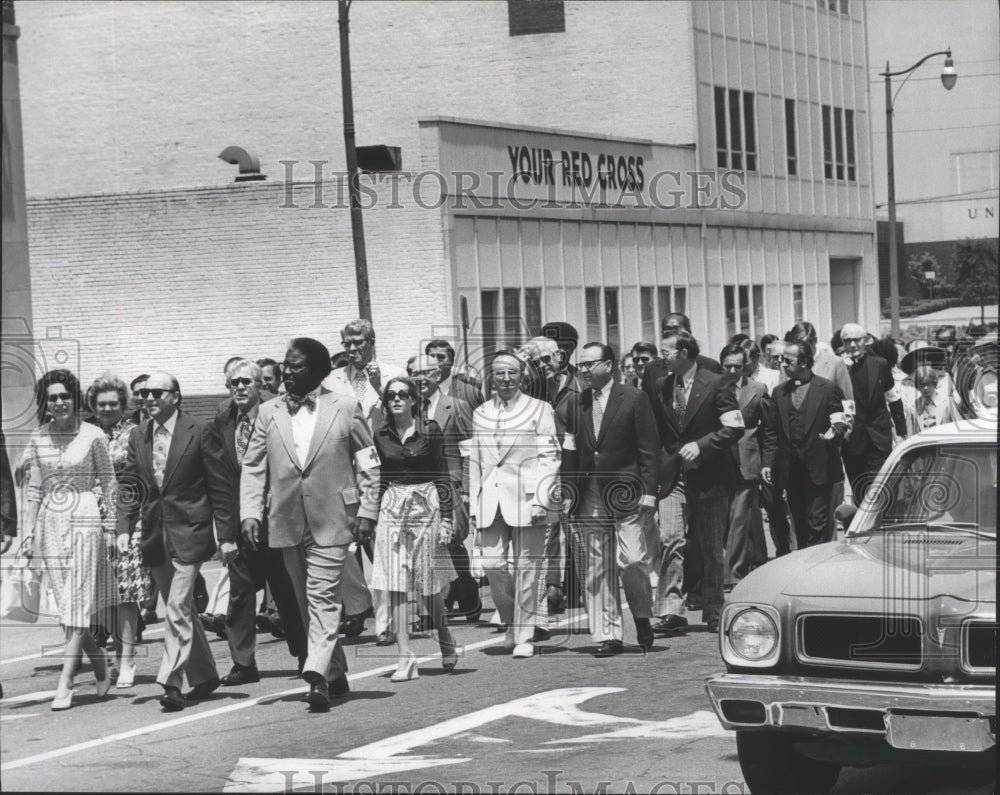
[954,151,1000,192]
[508,0,565,36]
[822,105,856,182]
[481,290,500,353]
[605,288,620,355]
[481,288,542,351]
[524,287,542,338]
[585,287,602,344]
[725,284,766,338]
[714,86,757,171]
[640,287,656,343]
[785,99,798,176]
[656,286,687,336]
[793,284,804,321]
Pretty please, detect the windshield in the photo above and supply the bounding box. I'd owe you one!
[851,442,997,536]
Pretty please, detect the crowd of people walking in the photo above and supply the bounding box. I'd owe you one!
[1,309,973,713]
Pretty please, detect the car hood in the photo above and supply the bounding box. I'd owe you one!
[731,533,996,604]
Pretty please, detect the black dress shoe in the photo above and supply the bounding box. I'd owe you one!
[329,674,350,697]
[634,618,654,650]
[254,613,275,633]
[532,626,551,642]
[706,619,720,634]
[652,615,689,636]
[594,640,624,657]
[142,609,160,625]
[410,615,434,634]
[185,676,221,701]
[306,678,331,712]
[160,686,184,711]
[375,630,397,647]
[220,664,260,686]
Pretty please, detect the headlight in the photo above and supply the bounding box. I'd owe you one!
[728,608,779,664]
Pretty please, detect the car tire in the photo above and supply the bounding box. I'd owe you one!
[736,730,841,794]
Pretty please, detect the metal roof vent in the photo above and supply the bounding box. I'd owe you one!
[218,146,266,182]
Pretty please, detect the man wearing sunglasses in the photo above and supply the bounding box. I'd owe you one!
[116,372,235,711]
[241,338,381,712]
[324,319,405,431]
[204,360,306,686]
[761,340,849,550]
[838,322,907,505]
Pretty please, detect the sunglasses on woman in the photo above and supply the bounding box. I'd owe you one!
[385,390,412,401]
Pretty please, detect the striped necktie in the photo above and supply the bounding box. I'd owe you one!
[153,424,169,487]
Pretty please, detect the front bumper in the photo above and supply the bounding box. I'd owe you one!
[705,673,996,752]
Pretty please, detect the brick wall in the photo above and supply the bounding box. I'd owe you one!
[17,0,695,196]
[26,177,447,394]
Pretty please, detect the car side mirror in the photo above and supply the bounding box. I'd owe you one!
[834,503,857,529]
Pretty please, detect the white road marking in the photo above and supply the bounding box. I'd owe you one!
[0,689,58,705]
[0,632,516,773]
[222,689,728,792]
[0,713,39,722]
[0,625,166,666]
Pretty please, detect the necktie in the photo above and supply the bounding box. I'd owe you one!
[495,403,506,453]
[592,390,604,438]
[353,369,368,402]
[674,378,687,426]
[284,393,316,415]
[422,397,431,424]
[153,424,169,487]
[236,413,252,464]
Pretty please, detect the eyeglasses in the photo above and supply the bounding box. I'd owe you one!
[385,390,412,401]
[532,355,553,365]
[492,370,521,381]
[660,348,679,359]
[138,388,176,399]
[842,336,865,345]
[228,377,254,388]
[342,339,369,349]
[779,357,800,366]
[426,352,450,362]
[721,363,744,371]
[46,393,73,403]
[632,355,652,364]
[577,360,609,372]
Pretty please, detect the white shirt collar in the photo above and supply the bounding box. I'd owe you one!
[678,363,697,390]
[493,390,523,411]
[426,389,441,419]
[592,380,613,402]
[437,374,451,395]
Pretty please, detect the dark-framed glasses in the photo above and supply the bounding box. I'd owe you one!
[578,360,609,372]
[138,388,176,399]
[228,377,254,388]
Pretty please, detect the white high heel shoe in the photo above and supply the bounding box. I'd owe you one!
[389,653,419,682]
[116,660,137,689]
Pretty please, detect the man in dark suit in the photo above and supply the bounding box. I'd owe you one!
[840,323,907,504]
[241,338,381,712]
[563,343,660,656]
[649,331,743,634]
[116,372,235,711]
[719,343,770,587]
[762,340,849,548]
[204,359,306,684]
[425,339,484,409]
[641,313,722,405]
[409,354,480,620]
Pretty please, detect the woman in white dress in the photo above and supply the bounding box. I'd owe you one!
[22,370,119,710]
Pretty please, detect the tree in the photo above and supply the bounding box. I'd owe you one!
[951,239,999,320]
[906,251,942,298]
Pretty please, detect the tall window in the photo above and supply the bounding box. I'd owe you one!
[822,105,856,181]
[785,99,798,176]
[508,0,565,36]
[604,288,621,355]
[640,287,656,343]
[503,288,521,346]
[725,284,766,338]
[524,287,542,338]
[480,288,542,352]
[656,286,688,336]
[714,86,757,171]
[585,287,602,343]
[481,290,500,353]
[793,284,804,321]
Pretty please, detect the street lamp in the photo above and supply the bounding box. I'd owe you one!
[881,49,956,337]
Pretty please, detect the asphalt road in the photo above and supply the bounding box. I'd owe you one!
[0,568,993,794]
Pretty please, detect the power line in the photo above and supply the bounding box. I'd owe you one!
[872,123,999,133]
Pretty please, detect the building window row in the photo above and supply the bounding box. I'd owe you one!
[714,87,856,182]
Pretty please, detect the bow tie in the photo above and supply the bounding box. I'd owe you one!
[284,393,316,415]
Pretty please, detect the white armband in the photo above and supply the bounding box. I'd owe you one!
[562,433,576,452]
[842,399,856,417]
[829,412,847,426]
[354,446,380,471]
[458,439,472,458]
[720,410,745,428]
[885,386,901,402]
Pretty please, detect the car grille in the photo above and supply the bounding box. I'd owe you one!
[964,622,996,672]
[798,614,923,670]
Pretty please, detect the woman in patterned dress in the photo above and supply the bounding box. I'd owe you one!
[22,370,119,710]
[371,377,458,682]
[86,374,153,688]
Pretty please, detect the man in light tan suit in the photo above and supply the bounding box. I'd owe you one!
[241,337,381,712]
[466,350,561,659]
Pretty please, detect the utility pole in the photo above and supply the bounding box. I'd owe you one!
[338,0,372,321]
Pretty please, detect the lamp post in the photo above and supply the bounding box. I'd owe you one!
[338,0,372,321]
[881,49,956,338]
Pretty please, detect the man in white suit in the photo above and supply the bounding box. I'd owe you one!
[466,350,561,659]
[241,337,381,712]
